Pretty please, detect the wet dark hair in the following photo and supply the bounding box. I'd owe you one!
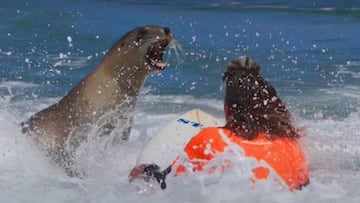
[222,56,301,139]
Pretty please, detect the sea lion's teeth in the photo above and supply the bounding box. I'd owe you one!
[156,61,167,68]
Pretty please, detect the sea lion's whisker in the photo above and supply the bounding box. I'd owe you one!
[169,38,184,63]
[162,38,184,68]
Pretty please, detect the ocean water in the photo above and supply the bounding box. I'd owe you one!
[1,0,360,202]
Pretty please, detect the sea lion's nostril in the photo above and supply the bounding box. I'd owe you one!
[164,27,170,35]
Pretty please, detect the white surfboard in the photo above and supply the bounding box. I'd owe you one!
[137,109,220,169]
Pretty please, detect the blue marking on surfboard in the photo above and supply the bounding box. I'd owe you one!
[177,118,204,128]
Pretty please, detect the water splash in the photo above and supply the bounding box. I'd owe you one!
[166,38,185,68]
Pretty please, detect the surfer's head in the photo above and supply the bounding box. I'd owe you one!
[222,56,301,139]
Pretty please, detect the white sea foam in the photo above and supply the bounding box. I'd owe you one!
[0,81,38,89]
[0,92,359,202]
[51,55,91,69]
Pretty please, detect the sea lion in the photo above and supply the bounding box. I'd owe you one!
[22,26,173,176]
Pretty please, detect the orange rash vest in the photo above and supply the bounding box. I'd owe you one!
[173,127,309,191]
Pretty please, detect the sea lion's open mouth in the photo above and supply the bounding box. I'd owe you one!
[145,39,170,70]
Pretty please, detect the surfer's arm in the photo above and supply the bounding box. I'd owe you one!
[127,132,209,189]
[128,128,222,189]
[129,163,171,190]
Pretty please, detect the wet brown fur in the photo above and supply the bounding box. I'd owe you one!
[21,26,173,175]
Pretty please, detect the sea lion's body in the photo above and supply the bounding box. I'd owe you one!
[22,26,173,175]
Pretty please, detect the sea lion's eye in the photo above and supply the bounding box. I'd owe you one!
[136,37,142,42]
[136,29,148,42]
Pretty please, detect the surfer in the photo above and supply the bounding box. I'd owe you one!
[130,56,310,191]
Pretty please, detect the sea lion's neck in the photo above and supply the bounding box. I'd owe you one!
[100,49,149,90]
[58,62,146,125]
[101,61,148,95]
